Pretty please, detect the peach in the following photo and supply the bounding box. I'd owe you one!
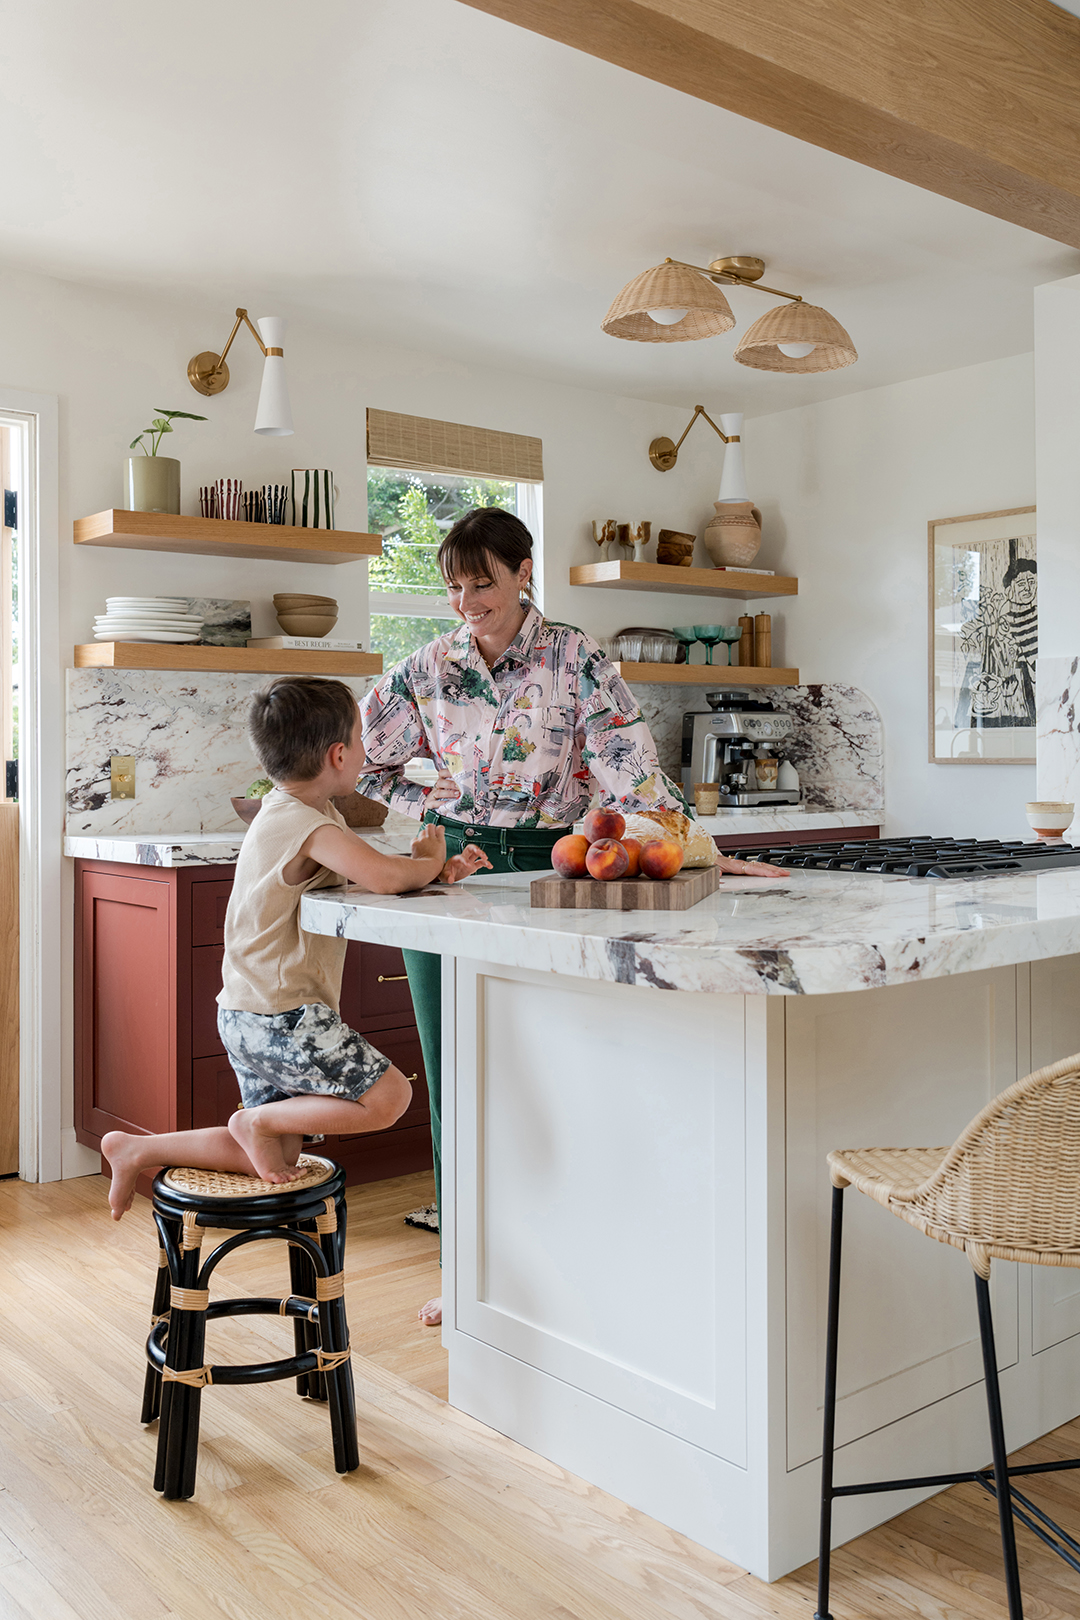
[551,833,590,878]
[638,837,684,880]
[621,836,644,878]
[582,806,626,845]
[585,837,629,881]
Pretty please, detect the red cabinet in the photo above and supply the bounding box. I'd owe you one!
[74,859,432,1189]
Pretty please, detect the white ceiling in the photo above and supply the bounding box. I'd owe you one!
[1,0,1077,413]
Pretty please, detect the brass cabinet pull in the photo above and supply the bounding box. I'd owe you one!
[377,973,408,983]
[405,1073,418,1084]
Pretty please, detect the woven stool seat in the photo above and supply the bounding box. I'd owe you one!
[815,1051,1080,1620]
[163,1154,334,1200]
[140,1153,358,1500]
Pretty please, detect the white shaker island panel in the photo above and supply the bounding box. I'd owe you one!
[301,869,1080,1579]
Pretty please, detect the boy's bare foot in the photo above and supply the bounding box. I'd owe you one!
[418,1296,442,1327]
[101,1131,145,1220]
[228,1109,305,1184]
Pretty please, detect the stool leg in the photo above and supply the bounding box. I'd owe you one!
[975,1273,1025,1620]
[159,1234,207,1501]
[320,1191,359,1474]
[814,1184,844,1620]
[141,1236,172,1424]
[288,1229,325,1400]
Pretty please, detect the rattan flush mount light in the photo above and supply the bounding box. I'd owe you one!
[602,254,857,374]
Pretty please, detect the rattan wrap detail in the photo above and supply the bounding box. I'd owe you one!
[162,1365,213,1388]
[157,1248,168,1268]
[829,1051,1080,1278]
[181,1211,202,1250]
[170,1286,210,1312]
[280,1295,317,1316]
[601,262,735,343]
[315,1197,338,1234]
[734,302,857,373]
[367,408,543,483]
[315,1271,345,1301]
[164,1155,333,1200]
[315,1345,351,1373]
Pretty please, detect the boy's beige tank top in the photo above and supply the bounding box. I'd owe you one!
[218,788,350,1016]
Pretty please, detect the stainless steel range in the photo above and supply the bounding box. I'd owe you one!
[730,836,1080,879]
[681,690,801,806]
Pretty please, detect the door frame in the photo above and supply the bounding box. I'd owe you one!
[0,390,61,1181]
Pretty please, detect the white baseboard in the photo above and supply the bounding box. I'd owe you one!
[61,1128,101,1179]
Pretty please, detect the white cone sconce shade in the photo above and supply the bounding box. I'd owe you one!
[253,316,294,436]
[601,262,735,342]
[733,302,857,374]
[716,413,749,502]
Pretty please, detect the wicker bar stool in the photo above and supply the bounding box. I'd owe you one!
[141,1153,359,1500]
[815,1051,1080,1620]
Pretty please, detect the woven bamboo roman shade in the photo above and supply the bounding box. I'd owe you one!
[366,409,543,483]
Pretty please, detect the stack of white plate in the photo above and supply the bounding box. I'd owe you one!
[94,597,205,644]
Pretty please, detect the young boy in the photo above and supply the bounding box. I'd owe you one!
[102,675,490,1219]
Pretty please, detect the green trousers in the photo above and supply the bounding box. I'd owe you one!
[403,815,567,1248]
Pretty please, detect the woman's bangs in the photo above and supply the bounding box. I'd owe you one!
[439,534,500,585]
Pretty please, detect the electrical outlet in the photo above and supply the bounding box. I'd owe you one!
[111,756,136,799]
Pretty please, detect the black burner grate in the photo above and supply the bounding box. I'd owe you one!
[731,837,1080,880]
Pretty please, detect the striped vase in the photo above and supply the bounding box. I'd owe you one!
[291,468,336,530]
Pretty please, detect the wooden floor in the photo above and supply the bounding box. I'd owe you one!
[3,1171,1080,1620]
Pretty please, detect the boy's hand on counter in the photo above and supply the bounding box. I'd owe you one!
[441,844,493,884]
[717,855,790,877]
[410,824,447,864]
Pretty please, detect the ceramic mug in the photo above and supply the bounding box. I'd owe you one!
[292,469,336,530]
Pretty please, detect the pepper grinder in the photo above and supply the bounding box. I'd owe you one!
[738,615,754,667]
[754,612,772,668]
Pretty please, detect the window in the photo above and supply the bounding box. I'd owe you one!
[365,409,543,668]
[0,422,20,801]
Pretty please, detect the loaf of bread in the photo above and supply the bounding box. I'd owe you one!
[622,809,717,868]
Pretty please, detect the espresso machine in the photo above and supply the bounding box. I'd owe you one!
[681,691,802,807]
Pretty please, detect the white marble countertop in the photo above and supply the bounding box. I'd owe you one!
[64,807,880,868]
[300,864,1080,997]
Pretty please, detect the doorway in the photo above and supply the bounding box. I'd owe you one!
[0,420,21,1172]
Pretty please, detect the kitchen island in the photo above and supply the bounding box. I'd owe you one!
[301,865,1080,1580]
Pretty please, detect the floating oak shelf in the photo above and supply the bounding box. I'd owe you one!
[614,662,799,686]
[569,560,797,600]
[73,644,383,676]
[74,509,382,566]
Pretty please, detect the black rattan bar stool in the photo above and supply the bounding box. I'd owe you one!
[141,1153,358,1500]
[815,1052,1080,1620]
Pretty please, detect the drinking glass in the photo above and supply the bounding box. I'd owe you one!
[671,626,698,664]
[693,625,724,666]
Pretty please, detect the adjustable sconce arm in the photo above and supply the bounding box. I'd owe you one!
[188,308,283,397]
[650,404,738,472]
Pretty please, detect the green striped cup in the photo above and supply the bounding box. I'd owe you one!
[291,468,336,530]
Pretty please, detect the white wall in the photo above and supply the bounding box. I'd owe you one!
[1033,272,1080,662]
[735,353,1037,838]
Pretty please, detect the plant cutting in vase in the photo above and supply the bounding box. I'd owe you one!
[125,407,207,515]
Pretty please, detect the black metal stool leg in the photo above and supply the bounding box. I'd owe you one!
[141,1234,172,1424]
[319,1190,359,1474]
[159,1219,208,1502]
[815,1184,845,1620]
[975,1273,1025,1620]
[288,1229,324,1399]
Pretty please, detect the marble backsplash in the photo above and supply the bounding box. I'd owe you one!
[636,681,884,810]
[1036,655,1080,804]
[66,669,375,836]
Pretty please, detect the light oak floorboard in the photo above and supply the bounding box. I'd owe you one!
[6,1171,1080,1618]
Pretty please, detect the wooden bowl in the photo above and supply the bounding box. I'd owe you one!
[231,791,388,828]
[276,612,339,636]
[273,593,337,607]
[656,529,696,566]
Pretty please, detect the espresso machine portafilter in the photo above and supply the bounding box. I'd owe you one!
[681,691,801,807]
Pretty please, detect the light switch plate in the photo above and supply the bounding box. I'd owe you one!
[110,756,136,799]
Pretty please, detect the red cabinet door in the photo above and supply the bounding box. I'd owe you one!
[191,879,233,946]
[191,1053,242,1129]
[191,946,226,1057]
[77,869,177,1139]
[339,941,416,1032]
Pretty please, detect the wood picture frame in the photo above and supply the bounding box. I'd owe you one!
[928,505,1036,764]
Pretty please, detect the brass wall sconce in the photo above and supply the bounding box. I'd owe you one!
[649,404,733,472]
[603,255,857,374]
[187,309,294,436]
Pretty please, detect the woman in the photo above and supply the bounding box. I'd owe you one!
[358,507,786,1325]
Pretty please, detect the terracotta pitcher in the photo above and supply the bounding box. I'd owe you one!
[703,500,762,568]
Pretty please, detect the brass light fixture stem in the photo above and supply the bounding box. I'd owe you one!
[650,404,736,472]
[664,258,803,304]
[188,307,283,397]
[216,308,268,371]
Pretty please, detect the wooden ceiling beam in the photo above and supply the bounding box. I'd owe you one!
[457,0,1080,248]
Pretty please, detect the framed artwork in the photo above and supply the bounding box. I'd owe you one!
[928,505,1036,764]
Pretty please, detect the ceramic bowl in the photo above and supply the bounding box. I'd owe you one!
[273,593,337,607]
[276,611,339,636]
[1026,801,1075,838]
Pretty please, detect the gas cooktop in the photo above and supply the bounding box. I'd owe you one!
[732,837,1080,880]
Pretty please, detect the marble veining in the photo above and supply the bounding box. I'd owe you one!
[636,681,883,810]
[62,807,422,866]
[65,669,375,836]
[301,862,1080,998]
[1036,655,1080,807]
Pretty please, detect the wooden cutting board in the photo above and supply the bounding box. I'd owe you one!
[530,865,720,910]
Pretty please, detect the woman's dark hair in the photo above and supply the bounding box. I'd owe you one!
[438,506,534,601]
[247,676,359,783]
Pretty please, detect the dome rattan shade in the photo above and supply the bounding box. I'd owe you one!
[733,302,857,373]
[601,262,735,343]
